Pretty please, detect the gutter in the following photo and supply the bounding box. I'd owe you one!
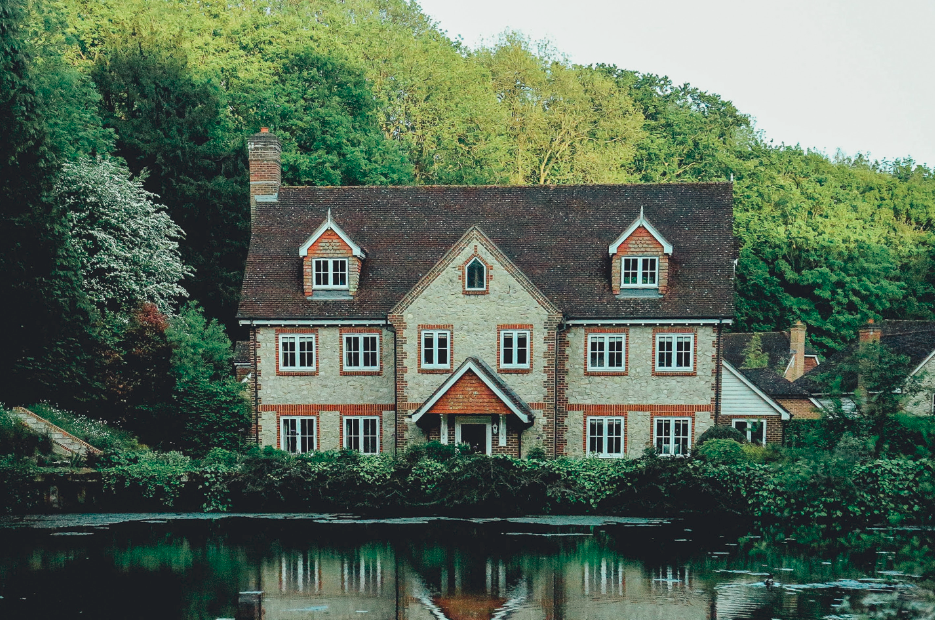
[714,319,724,426]
[239,318,388,327]
[386,321,399,458]
[564,317,733,326]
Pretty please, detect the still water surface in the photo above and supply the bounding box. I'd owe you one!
[0,514,931,619]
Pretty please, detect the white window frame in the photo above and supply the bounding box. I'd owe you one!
[587,334,626,372]
[655,334,694,371]
[732,418,767,445]
[500,330,531,369]
[465,258,487,291]
[343,333,380,371]
[279,333,316,371]
[280,416,317,454]
[655,417,692,456]
[587,416,625,458]
[421,330,451,370]
[621,256,658,288]
[344,416,380,454]
[313,258,349,290]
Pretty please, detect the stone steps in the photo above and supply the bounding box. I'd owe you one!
[9,407,103,457]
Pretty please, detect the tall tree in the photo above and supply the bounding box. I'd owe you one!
[0,0,100,406]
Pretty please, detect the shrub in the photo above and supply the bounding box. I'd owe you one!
[100,450,191,508]
[526,446,547,460]
[696,438,744,464]
[696,425,746,447]
[0,409,53,458]
[741,443,781,463]
[29,403,140,452]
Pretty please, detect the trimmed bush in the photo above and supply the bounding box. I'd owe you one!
[696,425,746,447]
[696,439,744,464]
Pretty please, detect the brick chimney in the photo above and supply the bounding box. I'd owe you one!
[248,128,281,223]
[859,319,881,344]
[786,320,807,381]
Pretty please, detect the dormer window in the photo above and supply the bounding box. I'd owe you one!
[313,258,348,289]
[466,258,486,291]
[622,257,657,288]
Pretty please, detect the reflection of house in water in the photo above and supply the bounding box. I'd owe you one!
[258,545,396,618]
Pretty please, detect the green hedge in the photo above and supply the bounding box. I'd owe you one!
[68,445,935,542]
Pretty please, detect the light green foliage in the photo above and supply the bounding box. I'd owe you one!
[740,333,769,369]
[696,439,745,464]
[29,403,140,452]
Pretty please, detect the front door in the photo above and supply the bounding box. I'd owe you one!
[459,423,488,455]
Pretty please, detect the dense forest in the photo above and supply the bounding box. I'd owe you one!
[4,0,935,415]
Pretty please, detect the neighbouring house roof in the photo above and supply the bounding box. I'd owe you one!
[721,331,818,371]
[411,357,534,424]
[233,341,250,366]
[795,322,935,394]
[737,367,810,398]
[237,184,735,320]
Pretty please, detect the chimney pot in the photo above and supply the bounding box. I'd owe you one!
[260,127,269,133]
[859,319,881,344]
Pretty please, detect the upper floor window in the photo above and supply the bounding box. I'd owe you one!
[345,416,380,454]
[281,416,316,454]
[314,258,348,289]
[622,256,658,288]
[500,330,530,369]
[588,416,624,458]
[655,417,691,456]
[343,333,380,371]
[656,334,693,371]
[588,334,626,372]
[280,334,315,371]
[465,258,486,291]
[422,330,450,369]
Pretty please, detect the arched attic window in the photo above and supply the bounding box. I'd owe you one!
[466,258,487,291]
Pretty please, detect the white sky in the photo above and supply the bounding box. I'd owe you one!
[417,0,935,168]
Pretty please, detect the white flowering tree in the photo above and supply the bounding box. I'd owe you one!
[55,157,191,313]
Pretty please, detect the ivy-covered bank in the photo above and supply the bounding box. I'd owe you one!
[3,443,934,544]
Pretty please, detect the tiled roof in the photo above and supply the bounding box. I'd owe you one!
[722,331,818,371]
[237,184,735,320]
[738,368,810,397]
[795,323,935,393]
[233,341,250,366]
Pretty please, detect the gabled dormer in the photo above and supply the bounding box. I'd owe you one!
[608,206,672,297]
[299,209,365,299]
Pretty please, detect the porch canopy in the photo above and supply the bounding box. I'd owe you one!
[411,357,534,425]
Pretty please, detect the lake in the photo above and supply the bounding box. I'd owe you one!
[0,514,931,619]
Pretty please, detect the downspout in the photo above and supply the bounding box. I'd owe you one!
[714,319,724,426]
[554,318,568,458]
[252,323,259,445]
[386,320,398,458]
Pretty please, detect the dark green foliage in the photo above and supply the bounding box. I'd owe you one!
[165,303,250,455]
[696,424,747,447]
[92,41,248,332]
[0,456,41,513]
[0,0,100,408]
[253,47,413,186]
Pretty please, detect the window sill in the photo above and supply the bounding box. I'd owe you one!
[419,367,452,374]
[499,366,532,374]
[652,369,696,376]
[616,289,662,299]
[340,369,382,376]
[276,369,318,376]
[308,290,353,300]
[585,369,628,377]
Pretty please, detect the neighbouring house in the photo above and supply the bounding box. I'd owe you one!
[720,323,822,437]
[237,129,747,458]
[795,320,935,416]
[234,340,251,383]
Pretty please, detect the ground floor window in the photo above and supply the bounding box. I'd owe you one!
[732,419,767,445]
[655,417,691,456]
[281,416,316,454]
[345,416,380,454]
[587,416,625,458]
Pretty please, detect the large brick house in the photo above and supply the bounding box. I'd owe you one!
[237,129,743,458]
